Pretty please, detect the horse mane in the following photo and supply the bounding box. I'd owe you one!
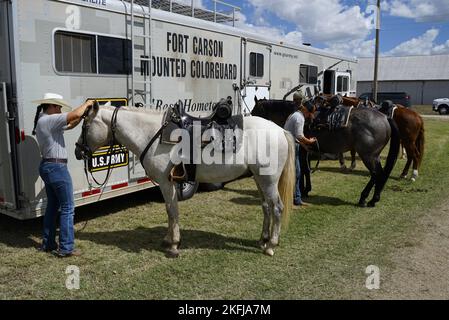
[100,105,163,116]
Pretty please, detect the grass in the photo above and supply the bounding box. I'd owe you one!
[412,105,435,115]
[1,118,449,299]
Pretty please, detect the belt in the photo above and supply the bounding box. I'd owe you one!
[43,158,68,163]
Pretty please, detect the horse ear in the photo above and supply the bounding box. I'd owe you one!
[103,101,112,107]
[93,100,100,112]
[254,96,258,103]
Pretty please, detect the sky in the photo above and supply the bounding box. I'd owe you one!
[185,0,449,58]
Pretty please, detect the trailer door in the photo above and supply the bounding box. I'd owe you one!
[242,39,271,113]
[0,83,17,209]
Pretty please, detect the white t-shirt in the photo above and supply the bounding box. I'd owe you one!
[284,111,305,140]
[35,113,68,159]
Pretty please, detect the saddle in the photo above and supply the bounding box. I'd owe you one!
[161,97,243,182]
[328,105,353,131]
[314,105,353,131]
[378,100,397,119]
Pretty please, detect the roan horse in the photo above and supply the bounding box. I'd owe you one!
[75,103,295,257]
[302,102,400,207]
[252,96,400,206]
[321,95,425,181]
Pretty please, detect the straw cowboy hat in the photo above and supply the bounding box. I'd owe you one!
[33,93,72,112]
[293,90,305,104]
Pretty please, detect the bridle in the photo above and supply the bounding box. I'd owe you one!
[75,102,122,189]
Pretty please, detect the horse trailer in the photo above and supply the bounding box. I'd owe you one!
[0,0,357,219]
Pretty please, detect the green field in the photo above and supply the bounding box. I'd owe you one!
[412,105,434,115]
[1,119,448,299]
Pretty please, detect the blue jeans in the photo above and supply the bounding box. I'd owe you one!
[294,144,302,205]
[39,162,75,254]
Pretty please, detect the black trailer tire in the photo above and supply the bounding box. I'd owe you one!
[176,181,199,201]
[200,182,224,192]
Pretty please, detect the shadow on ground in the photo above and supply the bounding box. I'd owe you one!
[316,166,370,177]
[0,187,164,249]
[305,195,354,207]
[76,226,260,254]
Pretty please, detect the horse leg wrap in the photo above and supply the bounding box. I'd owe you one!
[411,170,418,182]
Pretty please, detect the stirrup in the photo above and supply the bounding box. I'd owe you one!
[169,163,187,183]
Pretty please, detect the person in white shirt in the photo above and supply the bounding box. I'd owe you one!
[32,93,94,257]
[284,92,316,206]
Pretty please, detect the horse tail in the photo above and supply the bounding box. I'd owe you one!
[384,118,401,178]
[416,121,425,168]
[278,131,295,227]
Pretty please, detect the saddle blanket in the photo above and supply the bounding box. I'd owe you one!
[327,106,353,131]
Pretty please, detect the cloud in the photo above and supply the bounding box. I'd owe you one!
[247,0,375,43]
[384,0,449,21]
[325,39,376,58]
[385,28,449,56]
[232,11,303,46]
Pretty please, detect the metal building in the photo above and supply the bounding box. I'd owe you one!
[357,54,449,105]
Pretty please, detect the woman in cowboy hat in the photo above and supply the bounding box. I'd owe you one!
[32,93,94,257]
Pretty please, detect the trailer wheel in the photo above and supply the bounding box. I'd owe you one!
[176,181,199,201]
[200,182,224,192]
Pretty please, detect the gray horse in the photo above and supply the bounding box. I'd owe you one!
[303,103,400,207]
[75,103,295,257]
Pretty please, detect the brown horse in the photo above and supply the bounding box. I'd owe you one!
[379,103,425,181]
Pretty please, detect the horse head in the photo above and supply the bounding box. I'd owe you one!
[75,102,111,160]
[251,97,268,117]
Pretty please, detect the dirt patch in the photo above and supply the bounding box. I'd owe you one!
[372,200,449,299]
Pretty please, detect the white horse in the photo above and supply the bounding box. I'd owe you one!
[75,104,295,257]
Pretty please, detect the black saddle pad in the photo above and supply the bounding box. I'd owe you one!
[327,105,353,131]
[379,100,397,119]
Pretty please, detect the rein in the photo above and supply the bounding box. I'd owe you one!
[311,139,320,173]
[77,104,121,189]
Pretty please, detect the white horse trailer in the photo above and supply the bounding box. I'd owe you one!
[0,0,357,219]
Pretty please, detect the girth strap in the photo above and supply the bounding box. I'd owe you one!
[139,120,170,170]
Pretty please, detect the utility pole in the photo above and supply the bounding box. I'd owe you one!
[373,0,380,103]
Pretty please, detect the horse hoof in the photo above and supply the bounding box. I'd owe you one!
[264,248,274,257]
[358,201,367,208]
[400,175,408,179]
[411,177,417,182]
[165,249,180,259]
[367,201,376,208]
[258,239,269,250]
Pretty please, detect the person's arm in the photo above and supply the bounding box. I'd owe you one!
[297,136,316,146]
[295,114,317,146]
[65,100,95,130]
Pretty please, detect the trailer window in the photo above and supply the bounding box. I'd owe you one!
[337,76,349,92]
[98,36,132,75]
[249,52,264,78]
[55,31,131,75]
[55,31,96,73]
[299,64,318,85]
